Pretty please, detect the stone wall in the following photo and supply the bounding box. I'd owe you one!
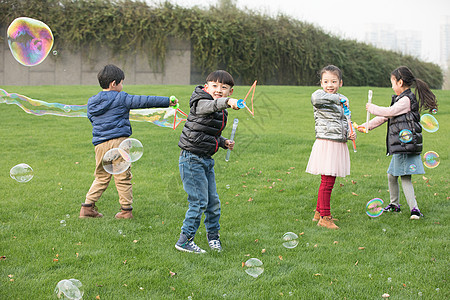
[0,25,191,86]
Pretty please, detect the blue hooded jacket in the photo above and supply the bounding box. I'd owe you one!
[87,91,170,145]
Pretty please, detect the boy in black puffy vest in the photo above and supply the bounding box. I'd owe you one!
[175,70,239,253]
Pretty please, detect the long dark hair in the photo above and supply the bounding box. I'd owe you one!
[391,66,438,112]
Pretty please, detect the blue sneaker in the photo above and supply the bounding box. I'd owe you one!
[207,233,222,252]
[175,233,206,253]
[384,203,401,212]
[410,208,423,220]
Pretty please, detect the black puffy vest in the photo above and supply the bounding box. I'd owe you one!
[178,86,228,157]
[386,89,422,155]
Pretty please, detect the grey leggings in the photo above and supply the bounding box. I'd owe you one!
[387,174,418,210]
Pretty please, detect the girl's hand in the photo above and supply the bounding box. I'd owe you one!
[340,97,349,108]
[356,125,367,133]
[365,103,371,110]
[225,139,235,150]
[349,131,357,140]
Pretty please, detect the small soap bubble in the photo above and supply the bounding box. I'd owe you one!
[60,220,66,227]
[382,228,387,233]
[226,184,230,189]
[119,138,143,162]
[387,277,392,282]
[366,198,384,217]
[244,258,264,278]
[431,108,437,114]
[409,164,417,172]
[418,292,423,296]
[7,17,54,66]
[10,163,34,183]
[102,148,131,174]
[399,129,412,143]
[52,50,58,56]
[436,288,440,292]
[420,114,439,133]
[282,232,299,249]
[423,151,440,169]
[118,230,123,235]
[54,279,84,299]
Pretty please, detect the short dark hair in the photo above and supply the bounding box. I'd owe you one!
[97,64,125,89]
[319,65,343,81]
[205,70,234,87]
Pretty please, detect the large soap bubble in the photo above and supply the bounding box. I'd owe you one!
[399,129,412,143]
[420,114,439,133]
[10,163,34,183]
[119,138,143,162]
[423,151,440,169]
[366,198,384,218]
[7,17,54,66]
[102,148,131,175]
[282,232,299,249]
[244,258,264,278]
[54,279,84,299]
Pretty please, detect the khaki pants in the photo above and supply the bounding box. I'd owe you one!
[85,137,133,209]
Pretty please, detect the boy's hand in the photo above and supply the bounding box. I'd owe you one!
[225,139,235,150]
[169,97,179,106]
[340,97,348,108]
[227,98,239,110]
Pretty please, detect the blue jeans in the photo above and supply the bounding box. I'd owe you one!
[179,150,221,238]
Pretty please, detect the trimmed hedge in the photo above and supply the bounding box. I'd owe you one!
[0,0,443,88]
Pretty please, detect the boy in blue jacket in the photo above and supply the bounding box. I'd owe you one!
[80,64,177,219]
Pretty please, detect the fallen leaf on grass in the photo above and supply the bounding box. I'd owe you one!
[0,256,6,260]
[354,260,358,266]
[352,192,358,196]
[133,240,139,243]
[333,241,339,244]
[299,232,304,236]
[96,296,100,300]
[8,274,13,278]
[278,256,283,260]
[169,270,177,277]
[261,249,266,253]
[241,262,245,267]
[248,197,253,202]
[381,293,390,298]
[123,260,127,264]
[351,180,357,184]
[358,247,365,250]
[314,273,322,276]
[170,286,175,291]
[53,259,58,262]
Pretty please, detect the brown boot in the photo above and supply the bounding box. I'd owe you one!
[79,203,103,218]
[317,216,339,229]
[312,210,320,221]
[313,211,339,222]
[115,207,133,219]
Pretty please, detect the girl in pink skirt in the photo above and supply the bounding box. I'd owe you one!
[306,65,356,229]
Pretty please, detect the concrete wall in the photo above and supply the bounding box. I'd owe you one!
[1,25,191,86]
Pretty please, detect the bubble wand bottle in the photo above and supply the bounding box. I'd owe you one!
[225,118,239,162]
[341,98,357,152]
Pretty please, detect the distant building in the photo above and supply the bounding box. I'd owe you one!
[440,16,450,69]
[364,23,422,59]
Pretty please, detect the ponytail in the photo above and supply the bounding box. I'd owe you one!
[414,78,438,113]
[391,66,438,113]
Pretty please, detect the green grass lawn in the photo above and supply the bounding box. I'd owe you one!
[0,84,448,299]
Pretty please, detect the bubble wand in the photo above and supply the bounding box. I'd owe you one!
[225,118,239,162]
[236,80,257,116]
[365,90,372,133]
[341,99,357,152]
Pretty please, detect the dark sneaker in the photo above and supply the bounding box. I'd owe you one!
[175,233,206,253]
[410,208,423,220]
[207,233,222,252]
[383,204,401,212]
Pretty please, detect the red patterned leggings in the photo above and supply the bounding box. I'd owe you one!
[316,175,336,217]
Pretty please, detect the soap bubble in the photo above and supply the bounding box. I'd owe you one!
[54,279,84,299]
[420,114,439,133]
[119,138,143,162]
[409,164,417,172]
[423,151,440,169]
[244,258,264,278]
[10,163,34,183]
[399,129,412,143]
[366,198,384,217]
[60,220,66,227]
[282,232,299,249]
[431,109,437,114]
[7,17,53,66]
[102,148,131,174]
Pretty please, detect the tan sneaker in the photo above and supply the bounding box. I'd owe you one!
[317,216,339,229]
[79,203,103,218]
[313,211,339,222]
[115,207,133,219]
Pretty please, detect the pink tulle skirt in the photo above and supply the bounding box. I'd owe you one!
[306,139,350,178]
